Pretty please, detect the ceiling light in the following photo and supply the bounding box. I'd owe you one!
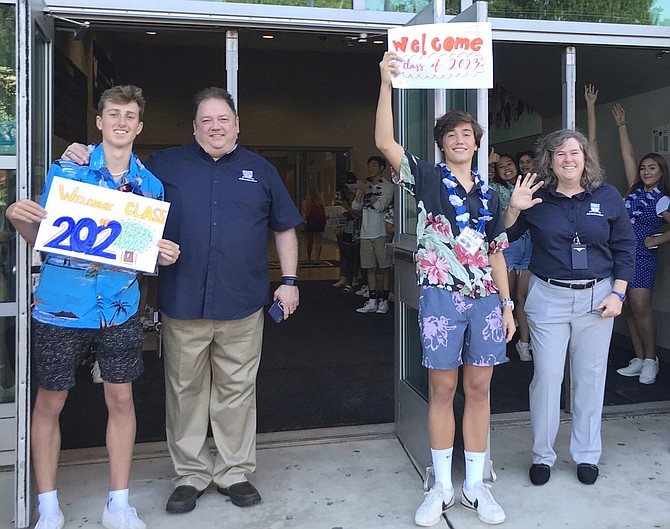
[262,35,274,39]
[146,31,157,35]
[373,39,384,45]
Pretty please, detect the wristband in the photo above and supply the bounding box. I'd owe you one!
[281,276,298,286]
[612,290,626,302]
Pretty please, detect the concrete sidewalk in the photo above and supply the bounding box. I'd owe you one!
[2,410,669,528]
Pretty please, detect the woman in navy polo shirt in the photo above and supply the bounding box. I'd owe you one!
[505,129,635,487]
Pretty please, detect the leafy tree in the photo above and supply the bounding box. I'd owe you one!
[0,5,16,147]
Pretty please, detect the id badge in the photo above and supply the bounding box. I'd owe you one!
[456,226,484,255]
[571,243,588,270]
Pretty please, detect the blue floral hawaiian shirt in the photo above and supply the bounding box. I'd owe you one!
[33,144,164,329]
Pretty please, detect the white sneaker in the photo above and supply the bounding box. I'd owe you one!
[639,358,659,384]
[515,341,532,362]
[414,482,454,527]
[461,482,506,525]
[355,285,369,297]
[332,277,347,288]
[91,361,103,384]
[376,300,389,314]
[616,357,644,377]
[102,505,146,529]
[356,299,378,313]
[35,511,65,529]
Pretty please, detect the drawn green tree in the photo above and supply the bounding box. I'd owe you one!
[112,221,155,263]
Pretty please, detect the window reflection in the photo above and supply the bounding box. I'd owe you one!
[0,170,16,303]
[0,316,15,403]
[0,4,16,155]
[488,0,667,25]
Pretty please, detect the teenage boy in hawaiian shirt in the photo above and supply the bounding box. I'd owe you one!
[7,85,180,529]
[375,52,515,526]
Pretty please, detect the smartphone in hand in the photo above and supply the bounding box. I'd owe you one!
[268,299,284,323]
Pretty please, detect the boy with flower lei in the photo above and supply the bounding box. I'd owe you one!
[375,51,515,526]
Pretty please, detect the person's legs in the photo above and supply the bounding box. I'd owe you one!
[458,294,506,525]
[103,382,136,491]
[210,309,264,490]
[524,277,571,468]
[32,389,68,493]
[461,365,493,454]
[313,231,323,261]
[305,231,314,262]
[627,288,656,360]
[515,270,531,344]
[162,315,216,491]
[568,281,614,469]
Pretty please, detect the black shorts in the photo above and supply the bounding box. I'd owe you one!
[32,313,144,391]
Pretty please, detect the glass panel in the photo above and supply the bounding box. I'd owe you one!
[0,316,15,403]
[0,169,15,303]
[399,89,431,237]
[188,0,354,8]
[0,4,16,155]
[488,0,669,26]
[32,32,48,199]
[403,304,428,399]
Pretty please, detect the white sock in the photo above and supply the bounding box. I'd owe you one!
[430,447,453,490]
[37,490,60,517]
[464,450,486,491]
[107,489,129,513]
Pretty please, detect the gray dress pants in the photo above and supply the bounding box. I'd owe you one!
[524,275,614,466]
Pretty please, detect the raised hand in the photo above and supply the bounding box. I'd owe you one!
[612,103,627,127]
[510,173,544,211]
[488,147,500,166]
[584,84,598,106]
[379,51,402,85]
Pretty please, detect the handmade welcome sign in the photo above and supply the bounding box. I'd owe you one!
[388,23,493,89]
[34,176,170,273]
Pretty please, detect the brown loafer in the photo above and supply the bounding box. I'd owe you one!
[216,481,261,507]
[166,485,205,513]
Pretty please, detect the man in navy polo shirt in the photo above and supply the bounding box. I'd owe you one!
[65,87,302,514]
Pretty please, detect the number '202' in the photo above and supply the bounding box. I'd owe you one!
[44,216,121,259]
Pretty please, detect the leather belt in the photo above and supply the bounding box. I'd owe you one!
[535,275,605,290]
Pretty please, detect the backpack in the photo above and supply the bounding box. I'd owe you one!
[307,204,327,227]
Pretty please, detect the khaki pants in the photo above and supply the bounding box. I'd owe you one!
[162,309,264,489]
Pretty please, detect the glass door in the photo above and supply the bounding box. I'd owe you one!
[393,0,489,475]
[14,1,52,526]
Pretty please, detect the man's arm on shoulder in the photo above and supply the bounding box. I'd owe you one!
[273,227,299,319]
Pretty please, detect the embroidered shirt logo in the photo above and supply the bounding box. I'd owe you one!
[586,203,603,216]
[239,170,257,183]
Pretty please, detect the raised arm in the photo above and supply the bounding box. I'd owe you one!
[612,104,637,187]
[584,84,599,159]
[375,52,404,174]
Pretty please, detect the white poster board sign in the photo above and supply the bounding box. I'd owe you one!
[34,176,170,273]
[325,205,347,227]
[388,22,493,89]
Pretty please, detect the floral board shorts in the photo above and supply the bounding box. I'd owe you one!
[418,286,507,370]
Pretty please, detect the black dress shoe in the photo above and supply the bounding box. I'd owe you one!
[577,463,599,485]
[217,481,262,507]
[529,463,551,485]
[166,485,205,513]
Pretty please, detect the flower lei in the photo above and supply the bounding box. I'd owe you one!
[439,162,493,234]
[624,186,660,225]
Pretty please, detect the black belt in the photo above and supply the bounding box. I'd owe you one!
[535,275,605,290]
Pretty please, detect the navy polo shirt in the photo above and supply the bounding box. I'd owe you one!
[146,142,302,321]
[507,184,635,282]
